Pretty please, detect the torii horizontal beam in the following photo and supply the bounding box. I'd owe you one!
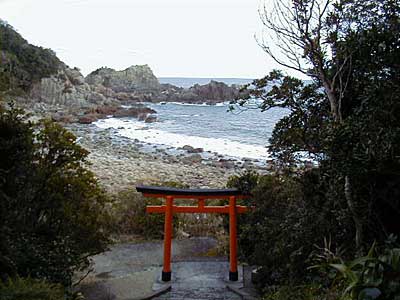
[147,205,248,214]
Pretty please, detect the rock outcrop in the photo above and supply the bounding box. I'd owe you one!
[85,65,161,93]
[77,104,157,124]
[29,65,119,108]
[25,61,242,109]
[155,80,241,104]
[189,80,240,102]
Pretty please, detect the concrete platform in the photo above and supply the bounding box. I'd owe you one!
[76,238,260,300]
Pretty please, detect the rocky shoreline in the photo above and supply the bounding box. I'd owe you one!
[66,123,270,193]
[2,24,264,192]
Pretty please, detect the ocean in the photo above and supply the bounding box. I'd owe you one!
[94,102,287,160]
[94,77,287,161]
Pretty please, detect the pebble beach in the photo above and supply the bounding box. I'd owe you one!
[66,123,270,193]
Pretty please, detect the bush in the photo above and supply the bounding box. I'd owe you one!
[227,170,352,287]
[0,277,64,300]
[111,181,186,239]
[314,240,400,300]
[0,105,111,286]
[262,284,335,300]
[111,189,167,239]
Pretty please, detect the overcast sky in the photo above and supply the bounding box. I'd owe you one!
[0,0,304,78]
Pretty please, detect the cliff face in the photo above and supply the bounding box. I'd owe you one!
[85,65,161,93]
[28,65,119,108]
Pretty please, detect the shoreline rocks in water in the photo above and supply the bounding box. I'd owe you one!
[44,103,157,125]
[181,145,204,153]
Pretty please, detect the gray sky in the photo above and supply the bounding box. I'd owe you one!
[0,0,304,78]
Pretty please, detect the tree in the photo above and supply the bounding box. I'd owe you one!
[0,104,111,286]
[258,0,353,122]
[238,0,400,249]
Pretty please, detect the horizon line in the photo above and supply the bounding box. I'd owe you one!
[157,76,255,79]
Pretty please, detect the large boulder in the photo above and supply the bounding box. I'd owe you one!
[75,104,157,124]
[113,106,156,118]
[65,67,85,85]
[78,114,101,124]
[182,154,203,164]
[144,115,157,123]
[95,105,119,115]
[181,145,204,153]
[86,92,107,103]
[85,65,161,93]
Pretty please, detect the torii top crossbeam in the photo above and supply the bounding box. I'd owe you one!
[136,185,246,198]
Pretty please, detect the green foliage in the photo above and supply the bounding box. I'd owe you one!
[226,0,399,298]
[262,284,334,300]
[0,20,60,93]
[111,189,166,239]
[226,170,259,195]
[236,71,331,166]
[111,181,184,239]
[234,0,400,247]
[0,277,64,300]
[314,240,400,300]
[228,171,351,287]
[0,105,111,286]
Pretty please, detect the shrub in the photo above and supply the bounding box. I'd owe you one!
[262,284,334,300]
[315,240,400,300]
[111,181,185,239]
[227,170,351,287]
[111,189,166,239]
[0,105,111,286]
[0,277,64,300]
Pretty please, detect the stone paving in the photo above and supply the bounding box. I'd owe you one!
[78,238,246,300]
[153,261,242,300]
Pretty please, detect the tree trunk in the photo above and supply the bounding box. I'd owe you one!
[319,73,363,249]
[345,175,363,249]
[319,72,341,122]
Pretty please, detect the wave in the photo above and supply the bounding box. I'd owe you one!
[155,101,229,107]
[94,118,268,160]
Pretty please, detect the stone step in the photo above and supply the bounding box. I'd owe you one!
[152,261,242,300]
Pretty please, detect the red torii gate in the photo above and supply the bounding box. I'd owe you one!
[136,185,248,282]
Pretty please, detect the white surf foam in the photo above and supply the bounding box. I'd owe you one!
[94,118,269,160]
[156,101,230,107]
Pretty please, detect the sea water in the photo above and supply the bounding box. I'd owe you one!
[94,102,287,160]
